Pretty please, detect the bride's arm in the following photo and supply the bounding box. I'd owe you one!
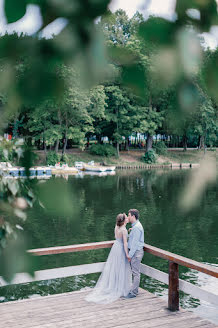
[122,230,130,261]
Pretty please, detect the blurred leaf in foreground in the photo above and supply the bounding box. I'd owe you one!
[37,178,74,217]
[203,49,218,104]
[0,233,37,283]
[179,156,217,212]
[4,0,27,24]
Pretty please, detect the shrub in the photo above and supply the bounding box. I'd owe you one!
[0,146,7,162]
[89,144,116,157]
[0,140,17,164]
[60,154,69,163]
[153,141,168,155]
[142,149,157,164]
[46,151,61,166]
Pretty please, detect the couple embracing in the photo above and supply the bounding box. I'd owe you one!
[85,209,144,304]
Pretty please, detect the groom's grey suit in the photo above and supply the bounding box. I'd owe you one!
[128,220,144,296]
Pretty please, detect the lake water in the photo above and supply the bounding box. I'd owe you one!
[0,169,218,324]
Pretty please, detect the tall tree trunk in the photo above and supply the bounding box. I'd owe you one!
[146,133,153,152]
[177,135,179,148]
[86,136,90,149]
[198,135,204,149]
[62,136,68,155]
[38,139,41,150]
[55,139,59,153]
[182,135,187,151]
[96,135,101,144]
[116,142,119,157]
[124,140,129,151]
[43,132,46,154]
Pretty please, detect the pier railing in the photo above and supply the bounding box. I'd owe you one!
[1,241,218,311]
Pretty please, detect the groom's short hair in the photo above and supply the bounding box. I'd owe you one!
[128,209,139,220]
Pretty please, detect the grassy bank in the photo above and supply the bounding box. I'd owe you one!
[35,148,217,166]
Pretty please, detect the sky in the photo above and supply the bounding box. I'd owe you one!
[0,0,218,49]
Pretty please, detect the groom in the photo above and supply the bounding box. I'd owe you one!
[126,209,144,298]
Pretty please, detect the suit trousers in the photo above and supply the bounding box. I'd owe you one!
[130,249,144,296]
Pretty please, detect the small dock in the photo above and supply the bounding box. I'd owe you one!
[1,288,216,328]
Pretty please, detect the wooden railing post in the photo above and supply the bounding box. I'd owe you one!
[168,261,179,311]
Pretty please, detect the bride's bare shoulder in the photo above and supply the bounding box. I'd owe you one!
[115,225,127,235]
[119,226,127,233]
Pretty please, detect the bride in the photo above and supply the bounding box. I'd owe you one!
[85,213,132,304]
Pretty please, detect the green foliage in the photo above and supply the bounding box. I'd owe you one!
[89,143,116,157]
[60,154,69,164]
[46,152,61,166]
[0,139,24,164]
[5,0,27,24]
[142,149,157,164]
[0,145,8,162]
[139,17,175,46]
[153,141,168,155]
[176,0,218,32]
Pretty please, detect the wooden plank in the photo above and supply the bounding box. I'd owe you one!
[140,264,218,307]
[13,308,172,328]
[157,318,217,328]
[0,298,163,323]
[27,240,115,256]
[1,300,166,327]
[0,288,216,328]
[114,316,215,328]
[0,289,157,316]
[28,241,218,278]
[140,263,168,284]
[0,292,158,316]
[179,278,218,307]
[1,307,163,327]
[168,261,179,311]
[0,262,106,286]
[48,310,196,328]
[143,244,218,278]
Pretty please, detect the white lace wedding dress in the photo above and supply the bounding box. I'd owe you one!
[85,226,132,304]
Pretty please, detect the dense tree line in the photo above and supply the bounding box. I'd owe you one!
[1,10,218,156]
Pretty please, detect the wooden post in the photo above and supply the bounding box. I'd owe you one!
[168,261,179,311]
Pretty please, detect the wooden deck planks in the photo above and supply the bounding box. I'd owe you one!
[0,288,216,328]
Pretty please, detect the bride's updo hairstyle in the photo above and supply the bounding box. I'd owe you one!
[116,213,126,227]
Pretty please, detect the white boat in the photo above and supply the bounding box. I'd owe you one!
[74,162,84,169]
[83,163,108,172]
[83,161,116,172]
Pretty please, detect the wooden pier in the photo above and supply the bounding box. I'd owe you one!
[116,163,200,169]
[1,241,218,327]
[1,288,216,328]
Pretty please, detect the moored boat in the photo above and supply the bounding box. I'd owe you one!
[103,165,116,171]
[83,163,108,172]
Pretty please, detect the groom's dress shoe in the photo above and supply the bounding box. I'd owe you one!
[123,293,136,299]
